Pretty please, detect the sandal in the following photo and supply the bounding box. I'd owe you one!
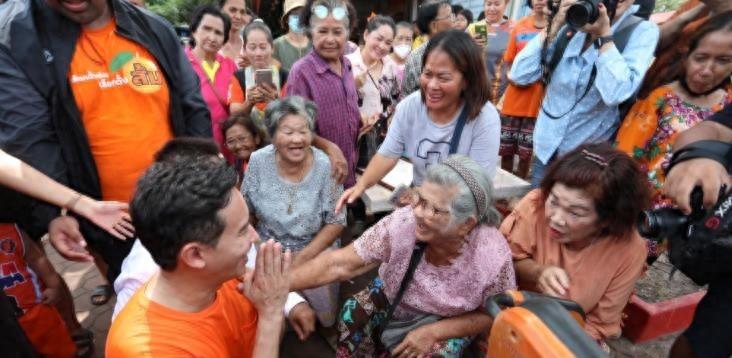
[90,284,113,306]
[71,328,94,358]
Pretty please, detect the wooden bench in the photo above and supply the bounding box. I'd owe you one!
[360,160,532,215]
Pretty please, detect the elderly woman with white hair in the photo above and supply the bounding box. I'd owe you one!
[242,96,346,329]
[290,155,516,357]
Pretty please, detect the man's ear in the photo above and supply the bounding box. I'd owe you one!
[179,242,208,270]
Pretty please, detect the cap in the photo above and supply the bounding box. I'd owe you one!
[283,0,306,19]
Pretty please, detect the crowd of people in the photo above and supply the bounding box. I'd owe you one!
[0,0,731,357]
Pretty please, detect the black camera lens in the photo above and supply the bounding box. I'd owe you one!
[567,0,599,28]
[637,208,689,239]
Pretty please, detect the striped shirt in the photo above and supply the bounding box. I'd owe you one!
[287,51,361,187]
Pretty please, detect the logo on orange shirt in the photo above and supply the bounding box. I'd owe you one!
[113,52,163,94]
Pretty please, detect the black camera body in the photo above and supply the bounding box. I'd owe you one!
[638,187,732,284]
[549,0,618,28]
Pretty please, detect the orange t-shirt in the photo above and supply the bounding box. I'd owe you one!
[106,279,258,357]
[501,16,545,118]
[500,190,646,341]
[68,19,173,202]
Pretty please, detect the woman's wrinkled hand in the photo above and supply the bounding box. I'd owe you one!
[392,324,438,357]
[537,265,570,297]
[335,184,366,214]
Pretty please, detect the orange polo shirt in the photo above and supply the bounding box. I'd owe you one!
[106,279,258,357]
[68,19,173,202]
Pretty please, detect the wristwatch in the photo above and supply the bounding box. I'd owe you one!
[595,35,614,48]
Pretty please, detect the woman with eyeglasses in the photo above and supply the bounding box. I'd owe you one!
[222,112,268,182]
[290,155,515,357]
[286,0,362,188]
[337,30,500,212]
[401,0,455,96]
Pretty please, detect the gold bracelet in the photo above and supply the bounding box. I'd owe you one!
[62,193,83,216]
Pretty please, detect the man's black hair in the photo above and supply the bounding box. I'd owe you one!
[131,160,238,271]
[154,137,221,163]
[415,0,451,35]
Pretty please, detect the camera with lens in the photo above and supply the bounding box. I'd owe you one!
[638,186,732,284]
[548,0,618,28]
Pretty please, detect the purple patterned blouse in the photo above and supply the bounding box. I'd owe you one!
[353,206,517,320]
[286,51,361,188]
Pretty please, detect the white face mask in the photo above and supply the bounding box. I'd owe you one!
[393,44,411,59]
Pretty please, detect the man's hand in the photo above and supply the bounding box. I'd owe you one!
[664,158,731,214]
[392,324,439,357]
[75,198,134,240]
[41,285,62,305]
[239,240,292,317]
[288,302,317,341]
[582,2,612,38]
[48,216,93,262]
[537,266,570,297]
[324,144,348,184]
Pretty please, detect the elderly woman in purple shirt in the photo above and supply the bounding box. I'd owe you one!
[290,155,516,357]
[286,0,365,188]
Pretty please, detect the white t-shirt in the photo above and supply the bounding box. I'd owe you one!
[378,91,500,184]
[112,239,306,321]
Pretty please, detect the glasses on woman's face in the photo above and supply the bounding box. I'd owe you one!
[410,190,451,218]
[225,135,254,148]
[312,4,348,21]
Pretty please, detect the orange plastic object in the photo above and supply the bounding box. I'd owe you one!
[487,306,576,358]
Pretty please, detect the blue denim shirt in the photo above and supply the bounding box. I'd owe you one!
[509,5,659,164]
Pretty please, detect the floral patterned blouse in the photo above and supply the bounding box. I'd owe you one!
[353,206,516,320]
[616,85,731,207]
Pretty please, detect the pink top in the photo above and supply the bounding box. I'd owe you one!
[185,47,237,157]
[353,207,516,320]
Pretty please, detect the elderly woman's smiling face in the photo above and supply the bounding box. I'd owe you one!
[411,181,462,243]
[273,114,313,164]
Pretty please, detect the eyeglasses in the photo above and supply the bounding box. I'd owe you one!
[225,135,254,147]
[312,4,348,21]
[434,13,456,22]
[410,190,451,218]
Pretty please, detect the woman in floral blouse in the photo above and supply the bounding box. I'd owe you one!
[616,13,732,259]
[617,13,732,207]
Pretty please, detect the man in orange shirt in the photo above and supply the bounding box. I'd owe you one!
[0,0,211,302]
[107,158,290,357]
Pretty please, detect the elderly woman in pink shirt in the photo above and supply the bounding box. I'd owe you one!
[290,155,516,357]
[185,5,238,160]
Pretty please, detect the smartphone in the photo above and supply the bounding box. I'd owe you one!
[254,69,274,86]
[474,23,487,41]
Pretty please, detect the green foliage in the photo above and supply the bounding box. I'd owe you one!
[653,0,686,13]
[147,0,216,26]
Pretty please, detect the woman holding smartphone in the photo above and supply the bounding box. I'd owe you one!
[229,21,288,119]
[466,0,513,102]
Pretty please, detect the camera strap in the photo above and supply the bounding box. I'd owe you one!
[667,140,732,175]
[541,15,643,120]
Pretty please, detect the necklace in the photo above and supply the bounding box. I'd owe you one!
[80,31,111,66]
[277,150,312,214]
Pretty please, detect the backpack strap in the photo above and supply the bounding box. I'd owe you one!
[612,15,643,53]
[234,69,246,92]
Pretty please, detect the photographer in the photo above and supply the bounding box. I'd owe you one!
[509,0,659,186]
[664,103,732,358]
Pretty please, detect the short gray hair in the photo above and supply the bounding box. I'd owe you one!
[424,155,501,226]
[263,96,318,138]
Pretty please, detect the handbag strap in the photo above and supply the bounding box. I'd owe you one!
[448,106,469,155]
[383,242,427,326]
